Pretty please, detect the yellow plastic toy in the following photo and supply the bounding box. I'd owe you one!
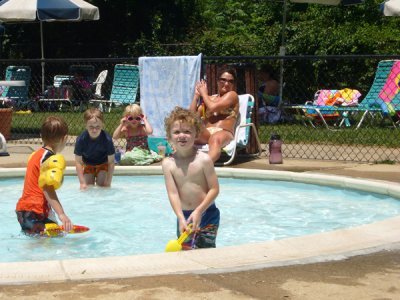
[15,110,32,114]
[44,223,90,237]
[165,224,193,252]
[38,154,66,190]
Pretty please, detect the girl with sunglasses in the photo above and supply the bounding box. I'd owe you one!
[113,104,153,152]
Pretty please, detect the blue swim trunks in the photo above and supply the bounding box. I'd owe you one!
[16,210,56,236]
[178,203,220,250]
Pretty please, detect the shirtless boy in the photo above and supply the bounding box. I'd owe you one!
[162,107,220,249]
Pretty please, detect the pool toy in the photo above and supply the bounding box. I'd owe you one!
[15,110,32,114]
[44,223,90,237]
[38,154,66,190]
[165,224,193,252]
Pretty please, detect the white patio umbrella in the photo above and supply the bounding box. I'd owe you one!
[381,0,400,16]
[0,0,100,92]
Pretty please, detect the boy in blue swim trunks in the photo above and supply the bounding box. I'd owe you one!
[162,107,220,249]
[74,108,115,190]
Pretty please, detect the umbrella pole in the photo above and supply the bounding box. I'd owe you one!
[40,22,45,94]
[279,0,288,106]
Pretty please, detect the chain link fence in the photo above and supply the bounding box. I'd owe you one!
[1,55,399,163]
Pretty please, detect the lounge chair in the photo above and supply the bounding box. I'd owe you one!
[0,66,31,110]
[285,60,400,130]
[38,74,74,111]
[92,70,108,99]
[90,64,139,112]
[197,94,262,166]
[68,65,95,83]
[348,60,400,129]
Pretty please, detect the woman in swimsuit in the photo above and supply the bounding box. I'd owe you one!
[190,68,239,162]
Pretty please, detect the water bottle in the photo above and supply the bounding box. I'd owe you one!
[269,133,283,164]
[115,148,121,164]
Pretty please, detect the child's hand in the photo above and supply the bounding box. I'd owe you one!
[187,210,202,232]
[121,117,128,125]
[178,218,189,235]
[80,183,88,191]
[59,213,72,233]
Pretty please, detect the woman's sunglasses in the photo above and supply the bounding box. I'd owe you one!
[219,78,235,84]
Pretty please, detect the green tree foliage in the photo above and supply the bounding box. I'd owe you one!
[1,0,399,58]
[185,0,280,56]
[287,0,400,55]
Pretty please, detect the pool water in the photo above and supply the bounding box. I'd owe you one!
[1,175,400,263]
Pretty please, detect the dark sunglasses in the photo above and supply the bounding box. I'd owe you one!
[219,77,235,84]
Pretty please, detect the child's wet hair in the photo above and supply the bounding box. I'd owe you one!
[83,108,104,123]
[164,106,202,140]
[123,104,143,117]
[41,116,68,146]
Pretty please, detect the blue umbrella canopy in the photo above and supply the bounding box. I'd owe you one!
[0,0,99,22]
[0,0,100,91]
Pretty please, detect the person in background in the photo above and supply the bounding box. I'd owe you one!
[163,107,220,250]
[112,104,153,152]
[71,71,92,110]
[257,64,281,124]
[190,68,239,163]
[74,108,115,190]
[258,64,280,107]
[16,116,73,236]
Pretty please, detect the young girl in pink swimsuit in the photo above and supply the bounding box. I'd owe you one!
[113,104,153,151]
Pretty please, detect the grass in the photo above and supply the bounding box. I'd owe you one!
[10,110,400,148]
[11,109,124,137]
[259,123,400,147]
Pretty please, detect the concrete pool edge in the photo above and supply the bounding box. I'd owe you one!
[1,167,400,285]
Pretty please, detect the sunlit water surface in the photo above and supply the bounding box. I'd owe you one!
[1,175,400,262]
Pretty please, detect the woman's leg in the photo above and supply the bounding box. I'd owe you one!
[195,127,211,145]
[208,130,233,162]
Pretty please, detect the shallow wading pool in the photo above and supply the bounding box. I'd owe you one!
[1,168,400,263]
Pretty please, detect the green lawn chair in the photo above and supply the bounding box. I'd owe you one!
[0,66,31,110]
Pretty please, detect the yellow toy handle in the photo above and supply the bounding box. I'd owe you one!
[177,224,193,244]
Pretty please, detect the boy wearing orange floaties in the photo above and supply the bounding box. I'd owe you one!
[16,116,73,236]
